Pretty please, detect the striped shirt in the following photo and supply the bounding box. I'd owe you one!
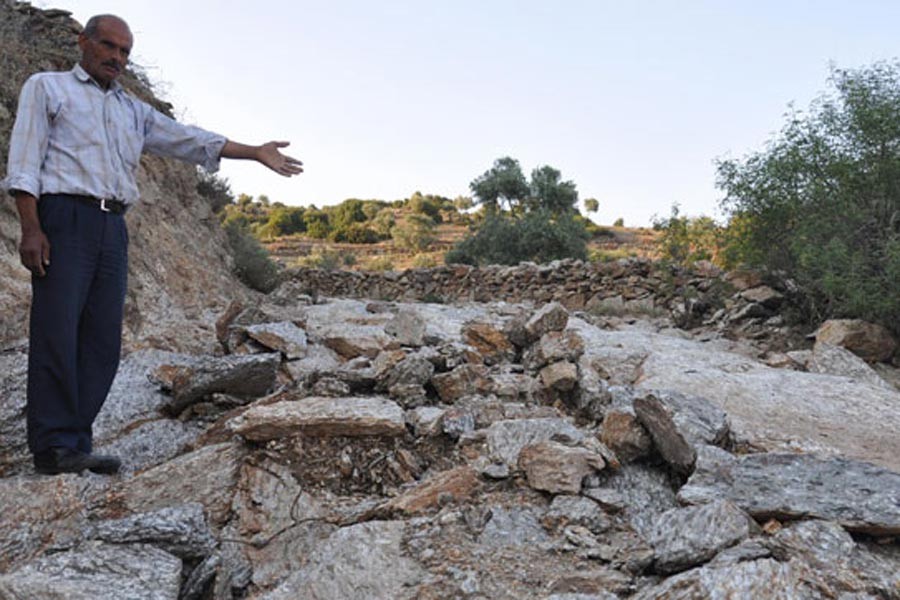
[3,64,227,205]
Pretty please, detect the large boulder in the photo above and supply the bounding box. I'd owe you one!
[814,318,897,363]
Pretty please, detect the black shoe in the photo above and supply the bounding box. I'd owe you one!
[33,447,122,475]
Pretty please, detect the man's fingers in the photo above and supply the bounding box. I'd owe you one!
[273,141,290,148]
[42,239,51,267]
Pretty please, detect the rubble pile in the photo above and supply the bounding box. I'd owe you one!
[1,294,898,599]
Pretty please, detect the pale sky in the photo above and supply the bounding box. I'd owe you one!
[46,1,900,225]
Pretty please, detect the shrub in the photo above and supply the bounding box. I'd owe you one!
[330,222,380,244]
[392,214,436,252]
[445,210,588,266]
[652,204,723,265]
[411,253,438,268]
[196,171,233,213]
[717,61,900,331]
[223,221,280,292]
[296,248,344,270]
[364,256,395,271]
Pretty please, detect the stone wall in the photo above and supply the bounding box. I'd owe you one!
[284,258,728,315]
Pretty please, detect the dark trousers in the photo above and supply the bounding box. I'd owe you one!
[27,194,128,454]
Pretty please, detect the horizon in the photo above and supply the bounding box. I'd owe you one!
[50,0,900,226]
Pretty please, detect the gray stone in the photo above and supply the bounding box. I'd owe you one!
[229,396,406,440]
[83,503,216,560]
[525,330,586,370]
[631,558,821,599]
[546,568,633,597]
[540,361,579,392]
[262,521,424,600]
[633,391,730,474]
[179,554,221,600]
[378,355,435,391]
[441,407,476,439]
[246,321,308,360]
[544,495,612,534]
[648,500,757,574]
[149,353,280,413]
[385,309,427,346]
[0,352,28,473]
[406,406,445,437]
[479,506,549,548]
[525,302,569,341]
[678,452,900,536]
[283,345,342,386]
[485,418,584,467]
[0,541,181,600]
[588,464,679,538]
[94,418,203,473]
[573,318,900,471]
[809,342,893,389]
[765,519,900,598]
[519,441,605,494]
[119,442,243,525]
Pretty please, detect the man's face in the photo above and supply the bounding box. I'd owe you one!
[78,17,133,88]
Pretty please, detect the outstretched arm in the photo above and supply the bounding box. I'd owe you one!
[221,140,304,177]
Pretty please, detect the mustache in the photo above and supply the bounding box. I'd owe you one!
[102,61,121,71]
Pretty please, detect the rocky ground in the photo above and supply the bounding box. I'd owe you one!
[1,279,898,599]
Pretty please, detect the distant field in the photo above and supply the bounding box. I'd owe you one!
[264,223,659,270]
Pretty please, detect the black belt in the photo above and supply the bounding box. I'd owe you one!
[70,194,128,215]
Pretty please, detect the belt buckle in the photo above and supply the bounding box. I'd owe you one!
[99,198,111,212]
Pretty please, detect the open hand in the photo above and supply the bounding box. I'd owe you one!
[257,141,304,177]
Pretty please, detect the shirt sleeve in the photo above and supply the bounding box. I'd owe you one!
[141,105,228,173]
[3,75,52,198]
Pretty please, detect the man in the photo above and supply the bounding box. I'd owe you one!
[2,14,303,475]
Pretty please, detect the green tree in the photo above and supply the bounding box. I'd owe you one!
[304,208,331,239]
[584,198,599,214]
[652,203,722,265]
[196,171,233,213]
[717,61,900,331]
[527,165,578,214]
[469,157,530,213]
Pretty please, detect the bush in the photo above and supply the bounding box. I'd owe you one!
[330,222,380,244]
[717,62,900,331]
[295,248,346,270]
[196,171,233,214]
[364,256,395,271]
[223,221,280,292]
[445,211,588,266]
[411,253,438,268]
[652,204,723,265]
[392,214,436,252]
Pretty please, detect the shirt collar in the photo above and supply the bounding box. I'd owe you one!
[72,63,124,94]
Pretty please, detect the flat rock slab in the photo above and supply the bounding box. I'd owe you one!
[378,466,481,516]
[262,520,424,600]
[571,319,900,471]
[246,321,308,360]
[0,541,181,600]
[230,396,406,440]
[83,503,216,560]
[648,500,757,574]
[678,452,900,536]
[632,557,820,599]
[766,520,900,598]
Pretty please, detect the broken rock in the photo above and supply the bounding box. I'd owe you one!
[229,395,407,440]
[814,318,897,363]
[246,321,308,360]
[519,441,605,494]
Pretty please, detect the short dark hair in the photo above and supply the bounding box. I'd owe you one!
[82,14,129,39]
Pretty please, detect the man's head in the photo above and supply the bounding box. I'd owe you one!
[78,15,133,89]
